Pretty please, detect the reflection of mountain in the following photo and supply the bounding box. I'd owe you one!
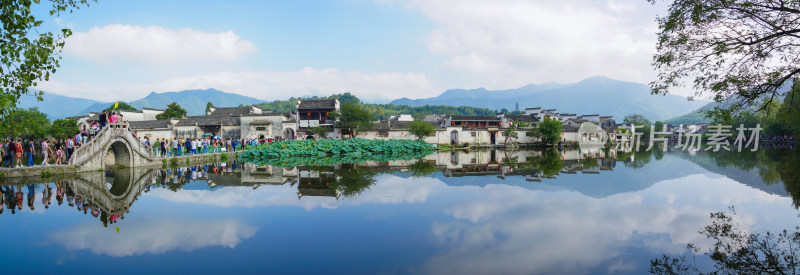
[419,155,708,198]
[671,151,789,196]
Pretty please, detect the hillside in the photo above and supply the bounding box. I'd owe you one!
[391,76,710,121]
[17,92,105,120]
[77,88,265,116]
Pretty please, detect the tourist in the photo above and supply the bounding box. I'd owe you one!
[75,132,82,147]
[171,138,179,156]
[26,140,34,167]
[109,111,118,125]
[226,138,232,152]
[15,139,23,168]
[27,184,35,211]
[66,137,74,161]
[41,139,52,165]
[2,139,10,167]
[81,125,88,141]
[55,146,63,164]
[90,121,99,137]
[144,136,150,147]
[190,138,197,155]
[42,183,52,209]
[98,110,108,129]
[160,139,167,157]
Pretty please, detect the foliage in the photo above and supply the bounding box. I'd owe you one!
[331,102,374,135]
[105,101,137,113]
[307,126,331,139]
[205,102,213,114]
[502,128,518,146]
[155,102,187,120]
[238,138,435,167]
[648,0,800,116]
[407,159,438,177]
[408,121,435,140]
[50,118,78,139]
[0,107,50,139]
[0,0,93,118]
[535,149,563,177]
[623,113,652,138]
[650,207,800,275]
[536,118,562,145]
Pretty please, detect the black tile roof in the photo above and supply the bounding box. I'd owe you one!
[449,116,501,121]
[507,115,536,122]
[208,106,258,117]
[298,99,336,109]
[129,120,171,130]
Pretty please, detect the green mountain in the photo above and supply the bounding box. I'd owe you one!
[77,88,265,116]
[391,76,710,121]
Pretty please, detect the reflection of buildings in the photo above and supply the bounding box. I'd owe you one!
[297,169,342,199]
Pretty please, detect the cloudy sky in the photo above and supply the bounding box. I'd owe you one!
[34,0,667,102]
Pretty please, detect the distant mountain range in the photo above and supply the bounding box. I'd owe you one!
[391,76,710,121]
[20,76,712,121]
[19,89,265,119]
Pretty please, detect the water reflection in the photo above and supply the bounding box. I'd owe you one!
[1,146,799,274]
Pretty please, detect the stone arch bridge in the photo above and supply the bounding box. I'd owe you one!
[70,122,158,172]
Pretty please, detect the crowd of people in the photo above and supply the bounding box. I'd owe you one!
[0,110,122,168]
[144,136,286,157]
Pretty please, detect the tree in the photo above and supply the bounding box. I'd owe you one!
[649,0,800,116]
[536,118,562,146]
[205,102,214,114]
[623,113,652,138]
[331,102,374,136]
[0,107,50,140]
[307,126,331,139]
[0,0,93,118]
[408,121,435,140]
[650,207,800,275]
[502,127,518,146]
[50,118,78,140]
[155,102,187,120]
[105,102,137,113]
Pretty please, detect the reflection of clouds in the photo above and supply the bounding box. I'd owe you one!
[420,174,794,274]
[146,170,795,273]
[149,175,444,210]
[48,218,257,257]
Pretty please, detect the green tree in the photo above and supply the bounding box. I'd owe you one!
[502,127,518,146]
[623,113,652,138]
[105,101,137,113]
[307,126,331,139]
[536,118,562,146]
[155,102,187,120]
[408,121,435,140]
[205,102,214,114]
[331,102,374,136]
[50,118,78,139]
[0,107,50,139]
[648,0,800,115]
[0,0,93,117]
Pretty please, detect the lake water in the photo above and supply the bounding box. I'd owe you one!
[1,145,799,274]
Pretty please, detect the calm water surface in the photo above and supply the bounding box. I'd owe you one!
[1,146,799,274]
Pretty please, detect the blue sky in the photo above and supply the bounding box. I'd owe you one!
[33,0,666,102]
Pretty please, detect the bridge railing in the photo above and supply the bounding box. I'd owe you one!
[69,122,156,167]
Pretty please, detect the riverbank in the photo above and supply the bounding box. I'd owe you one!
[0,151,237,179]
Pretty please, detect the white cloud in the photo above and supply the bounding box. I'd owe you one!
[64,24,257,65]
[397,0,661,90]
[40,67,434,102]
[48,217,257,257]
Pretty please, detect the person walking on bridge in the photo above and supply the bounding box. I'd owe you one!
[98,110,108,129]
[26,140,34,167]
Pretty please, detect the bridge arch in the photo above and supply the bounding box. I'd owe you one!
[106,139,133,169]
